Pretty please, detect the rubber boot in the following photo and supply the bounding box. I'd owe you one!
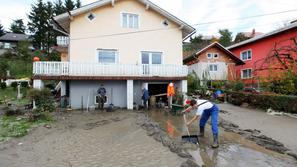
[198,126,204,137]
[211,134,219,148]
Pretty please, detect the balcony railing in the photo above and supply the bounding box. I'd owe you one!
[56,36,69,46]
[33,62,188,77]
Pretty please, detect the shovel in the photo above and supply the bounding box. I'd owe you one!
[181,113,199,144]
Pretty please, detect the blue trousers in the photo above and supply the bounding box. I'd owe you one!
[199,104,219,135]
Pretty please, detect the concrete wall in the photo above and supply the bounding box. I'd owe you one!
[70,80,127,109]
[69,0,183,65]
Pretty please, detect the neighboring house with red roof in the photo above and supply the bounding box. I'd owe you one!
[183,42,244,81]
[228,22,297,86]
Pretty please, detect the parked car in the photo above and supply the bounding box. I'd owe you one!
[243,87,260,94]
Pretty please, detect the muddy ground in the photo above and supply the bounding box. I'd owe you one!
[0,109,296,167]
[0,111,185,167]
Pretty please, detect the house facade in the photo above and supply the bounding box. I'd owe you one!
[33,0,195,109]
[183,42,244,81]
[228,22,297,86]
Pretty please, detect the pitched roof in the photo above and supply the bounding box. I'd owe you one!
[53,0,195,40]
[183,42,245,65]
[0,33,29,42]
[228,22,297,50]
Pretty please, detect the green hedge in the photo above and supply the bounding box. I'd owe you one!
[226,91,297,113]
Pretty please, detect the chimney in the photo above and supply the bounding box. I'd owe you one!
[252,29,256,36]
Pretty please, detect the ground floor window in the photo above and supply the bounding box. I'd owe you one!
[209,64,218,72]
[241,69,252,79]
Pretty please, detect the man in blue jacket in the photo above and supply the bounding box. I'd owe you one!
[142,88,149,109]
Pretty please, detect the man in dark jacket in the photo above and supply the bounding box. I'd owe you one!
[142,88,149,109]
[97,84,106,110]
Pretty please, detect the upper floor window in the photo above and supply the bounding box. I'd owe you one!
[141,52,162,64]
[87,13,96,22]
[240,49,252,61]
[97,49,118,64]
[241,69,252,79]
[207,53,219,59]
[122,13,139,28]
[209,64,218,72]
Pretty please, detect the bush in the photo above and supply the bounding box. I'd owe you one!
[226,91,297,113]
[21,82,28,88]
[3,107,22,116]
[0,82,6,89]
[233,81,245,91]
[11,82,18,89]
[27,89,55,121]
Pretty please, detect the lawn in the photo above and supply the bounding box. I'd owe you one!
[0,115,52,143]
[0,87,30,106]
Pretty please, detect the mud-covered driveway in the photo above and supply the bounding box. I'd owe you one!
[0,111,184,167]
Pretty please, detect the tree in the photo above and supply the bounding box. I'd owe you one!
[0,61,9,78]
[10,19,26,34]
[64,0,75,11]
[0,22,5,36]
[218,29,233,47]
[76,0,81,8]
[54,0,65,15]
[234,33,250,44]
[28,0,55,53]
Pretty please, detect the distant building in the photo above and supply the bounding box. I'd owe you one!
[228,22,297,86]
[0,33,33,55]
[184,42,244,81]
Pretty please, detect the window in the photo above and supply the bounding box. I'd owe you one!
[207,53,212,59]
[98,49,117,64]
[141,52,162,64]
[122,13,139,28]
[209,64,218,72]
[240,50,252,61]
[162,20,169,27]
[213,53,219,59]
[241,69,252,79]
[4,43,10,49]
[87,13,96,21]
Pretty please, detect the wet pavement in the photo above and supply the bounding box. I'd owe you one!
[148,110,297,167]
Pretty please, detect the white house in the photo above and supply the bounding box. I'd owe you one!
[33,0,195,109]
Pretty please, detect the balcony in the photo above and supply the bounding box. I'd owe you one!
[56,36,69,46]
[33,62,188,79]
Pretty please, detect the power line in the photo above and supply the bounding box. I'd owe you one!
[192,8,297,26]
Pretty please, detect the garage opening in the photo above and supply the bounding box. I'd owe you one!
[148,83,168,107]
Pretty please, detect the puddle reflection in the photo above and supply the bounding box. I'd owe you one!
[148,110,297,167]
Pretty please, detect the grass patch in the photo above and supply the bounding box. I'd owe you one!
[0,115,52,143]
[0,87,30,105]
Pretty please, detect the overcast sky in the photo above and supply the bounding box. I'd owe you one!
[0,0,296,37]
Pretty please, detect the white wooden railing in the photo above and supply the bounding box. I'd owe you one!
[33,62,188,77]
[56,36,69,46]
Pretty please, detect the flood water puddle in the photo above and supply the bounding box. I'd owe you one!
[148,110,297,167]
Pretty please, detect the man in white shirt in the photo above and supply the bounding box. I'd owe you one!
[184,99,219,148]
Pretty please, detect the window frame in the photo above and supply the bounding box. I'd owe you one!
[207,53,213,59]
[140,51,163,65]
[4,43,11,49]
[86,12,96,22]
[121,12,140,29]
[241,68,252,79]
[97,49,118,64]
[240,49,252,61]
[213,53,219,59]
[209,64,218,72]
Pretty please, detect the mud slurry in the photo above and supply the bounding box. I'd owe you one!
[0,111,185,167]
[148,110,297,167]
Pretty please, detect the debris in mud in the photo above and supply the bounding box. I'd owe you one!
[84,120,110,130]
[136,115,199,167]
[219,119,291,155]
[181,158,200,167]
[44,124,52,129]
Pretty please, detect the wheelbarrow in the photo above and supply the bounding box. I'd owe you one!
[181,114,199,144]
